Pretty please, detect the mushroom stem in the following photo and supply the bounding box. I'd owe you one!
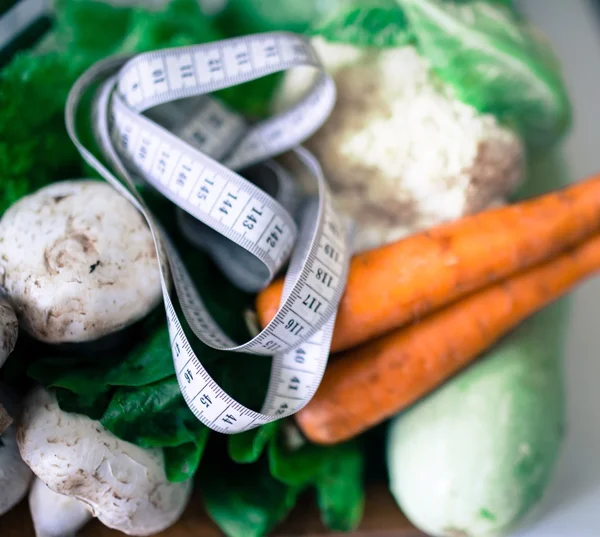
[29,477,92,537]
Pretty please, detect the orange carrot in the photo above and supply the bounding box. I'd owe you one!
[295,232,600,445]
[257,175,600,353]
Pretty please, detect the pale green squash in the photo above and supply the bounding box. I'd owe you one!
[387,298,569,536]
[386,150,573,537]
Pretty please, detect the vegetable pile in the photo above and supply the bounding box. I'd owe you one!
[0,0,588,537]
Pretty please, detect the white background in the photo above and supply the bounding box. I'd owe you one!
[514,0,600,535]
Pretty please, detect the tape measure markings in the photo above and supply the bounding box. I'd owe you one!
[66,32,349,434]
[118,33,318,113]
[111,95,298,274]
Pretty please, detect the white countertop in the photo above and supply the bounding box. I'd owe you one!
[513,0,600,535]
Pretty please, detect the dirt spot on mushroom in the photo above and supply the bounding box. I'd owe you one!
[93,471,109,487]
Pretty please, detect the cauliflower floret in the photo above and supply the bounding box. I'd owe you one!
[274,39,524,252]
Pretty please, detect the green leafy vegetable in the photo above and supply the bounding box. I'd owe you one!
[164,429,209,482]
[54,387,111,421]
[268,431,365,531]
[228,421,280,464]
[28,356,117,396]
[395,0,571,148]
[315,442,364,532]
[202,458,300,537]
[0,52,83,214]
[99,377,210,482]
[105,325,176,387]
[28,320,174,393]
[268,435,324,487]
[53,0,133,57]
[214,0,345,36]
[100,379,194,448]
[310,0,413,48]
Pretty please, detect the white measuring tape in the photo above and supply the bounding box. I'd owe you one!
[65,32,350,434]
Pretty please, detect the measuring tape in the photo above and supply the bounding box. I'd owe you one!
[65,32,350,434]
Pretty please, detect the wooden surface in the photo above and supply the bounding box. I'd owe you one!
[1,483,424,537]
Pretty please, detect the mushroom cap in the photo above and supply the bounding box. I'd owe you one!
[0,180,163,343]
[0,424,33,516]
[29,477,92,537]
[0,297,18,368]
[17,387,192,536]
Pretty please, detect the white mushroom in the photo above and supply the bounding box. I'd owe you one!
[29,477,92,537]
[17,387,192,536]
[0,296,18,369]
[0,423,33,516]
[0,180,163,343]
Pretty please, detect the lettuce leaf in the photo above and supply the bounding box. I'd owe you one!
[396,0,571,148]
[28,320,175,394]
[228,421,280,464]
[54,387,111,421]
[268,433,365,531]
[0,51,83,215]
[164,432,210,483]
[202,458,300,537]
[100,378,210,482]
[214,0,345,35]
[204,429,365,536]
[310,0,413,48]
[315,442,365,531]
[268,435,324,487]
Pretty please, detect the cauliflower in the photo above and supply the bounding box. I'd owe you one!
[274,38,524,252]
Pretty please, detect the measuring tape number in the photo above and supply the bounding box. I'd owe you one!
[65,32,349,434]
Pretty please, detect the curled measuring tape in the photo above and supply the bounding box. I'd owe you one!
[65,32,350,434]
